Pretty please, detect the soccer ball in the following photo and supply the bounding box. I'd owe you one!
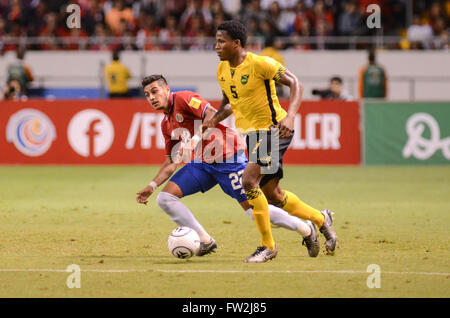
[168,227,201,259]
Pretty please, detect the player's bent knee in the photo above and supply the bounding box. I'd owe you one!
[267,199,284,208]
[266,193,284,206]
[156,191,178,210]
[267,198,282,206]
[156,192,167,209]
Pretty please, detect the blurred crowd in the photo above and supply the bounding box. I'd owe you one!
[0,0,449,51]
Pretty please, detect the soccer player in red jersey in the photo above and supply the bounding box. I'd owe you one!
[136,75,320,259]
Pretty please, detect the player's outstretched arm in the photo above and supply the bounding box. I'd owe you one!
[276,69,304,138]
[136,157,178,205]
[202,91,232,132]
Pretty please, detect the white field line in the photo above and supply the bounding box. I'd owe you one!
[0,269,448,276]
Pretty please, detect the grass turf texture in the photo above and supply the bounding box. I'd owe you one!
[0,165,449,298]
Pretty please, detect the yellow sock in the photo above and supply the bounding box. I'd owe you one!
[245,188,275,250]
[278,190,325,227]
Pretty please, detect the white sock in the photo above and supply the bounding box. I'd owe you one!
[245,205,311,237]
[156,191,211,242]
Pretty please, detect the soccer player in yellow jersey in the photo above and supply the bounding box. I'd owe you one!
[203,20,337,263]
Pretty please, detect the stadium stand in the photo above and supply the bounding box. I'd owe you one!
[0,0,448,52]
[0,0,449,100]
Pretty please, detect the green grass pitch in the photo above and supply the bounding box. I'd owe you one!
[0,165,449,298]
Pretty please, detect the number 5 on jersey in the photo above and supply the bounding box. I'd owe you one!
[230,85,238,99]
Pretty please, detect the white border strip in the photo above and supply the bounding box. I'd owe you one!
[0,269,448,276]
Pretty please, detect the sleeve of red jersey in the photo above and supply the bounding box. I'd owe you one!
[181,92,211,119]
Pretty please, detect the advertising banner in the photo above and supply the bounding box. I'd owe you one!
[280,100,360,164]
[0,99,360,165]
[364,102,450,165]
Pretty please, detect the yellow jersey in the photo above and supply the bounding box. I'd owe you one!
[217,52,287,132]
[105,61,131,94]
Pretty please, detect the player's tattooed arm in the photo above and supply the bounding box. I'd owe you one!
[275,69,304,138]
[136,157,178,205]
[202,91,232,131]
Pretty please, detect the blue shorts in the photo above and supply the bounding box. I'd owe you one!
[170,151,248,203]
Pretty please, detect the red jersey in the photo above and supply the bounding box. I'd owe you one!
[161,91,245,163]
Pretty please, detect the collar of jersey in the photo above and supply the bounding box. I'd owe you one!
[229,52,249,69]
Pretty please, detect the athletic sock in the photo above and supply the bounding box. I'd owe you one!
[245,205,311,237]
[245,188,275,250]
[268,205,311,237]
[156,191,211,242]
[278,190,325,228]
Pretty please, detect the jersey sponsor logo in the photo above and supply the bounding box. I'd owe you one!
[241,74,249,85]
[6,108,56,157]
[67,109,114,157]
[176,113,184,123]
[402,113,450,160]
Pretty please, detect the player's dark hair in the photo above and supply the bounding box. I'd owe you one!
[330,76,342,84]
[142,74,168,88]
[16,47,25,60]
[217,20,247,48]
[112,49,120,61]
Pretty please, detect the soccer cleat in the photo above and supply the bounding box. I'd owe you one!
[302,220,320,257]
[244,245,278,263]
[319,209,337,255]
[196,238,217,256]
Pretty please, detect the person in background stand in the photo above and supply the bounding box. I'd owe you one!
[358,49,387,99]
[105,49,131,98]
[312,76,353,101]
[6,48,33,96]
[260,36,287,98]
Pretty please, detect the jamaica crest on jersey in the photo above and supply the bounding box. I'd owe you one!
[241,74,250,85]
